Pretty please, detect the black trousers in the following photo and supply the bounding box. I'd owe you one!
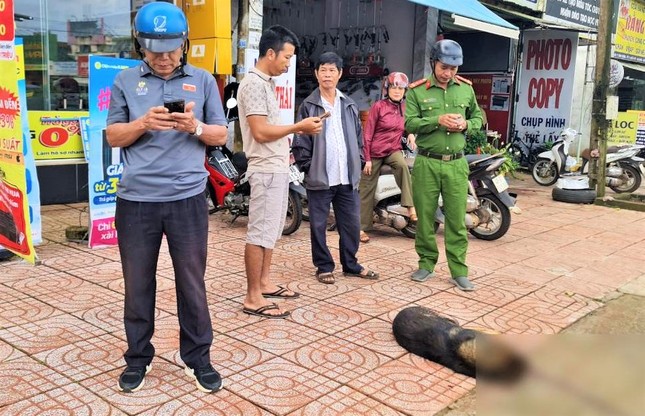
[307,185,362,274]
[115,193,212,369]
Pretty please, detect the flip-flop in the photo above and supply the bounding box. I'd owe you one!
[344,269,379,280]
[242,303,290,319]
[262,285,300,299]
[316,271,335,284]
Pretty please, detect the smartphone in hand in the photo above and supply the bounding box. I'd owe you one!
[320,111,331,120]
[164,99,185,113]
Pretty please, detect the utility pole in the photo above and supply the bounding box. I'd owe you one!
[232,0,250,152]
[588,0,614,198]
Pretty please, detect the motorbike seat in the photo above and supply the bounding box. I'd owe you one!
[466,153,497,166]
[378,157,415,175]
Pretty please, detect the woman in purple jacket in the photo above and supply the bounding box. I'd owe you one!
[359,72,416,243]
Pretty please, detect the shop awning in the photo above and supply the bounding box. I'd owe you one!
[408,0,520,39]
[620,60,645,74]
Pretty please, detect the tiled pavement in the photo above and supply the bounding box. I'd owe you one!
[1,173,644,415]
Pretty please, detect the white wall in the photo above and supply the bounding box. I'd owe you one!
[569,43,595,155]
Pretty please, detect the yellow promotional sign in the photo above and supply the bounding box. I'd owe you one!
[615,0,645,63]
[0,38,37,263]
[608,111,639,145]
[28,111,88,161]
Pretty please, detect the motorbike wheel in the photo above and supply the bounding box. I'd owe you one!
[531,158,559,186]
[282,189,303,235]
[469,193,511,241]
[609,163,642,193]
[401,221,416,238]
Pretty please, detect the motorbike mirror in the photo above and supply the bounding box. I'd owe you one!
[226,97,237,109]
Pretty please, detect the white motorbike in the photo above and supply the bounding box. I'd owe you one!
[532,128,644,193]
[370,152,515,241]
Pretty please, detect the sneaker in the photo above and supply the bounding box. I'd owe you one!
[118,364,151,392]
[411,269,435,282]
[185,364,223,393]
[452,276,475,291]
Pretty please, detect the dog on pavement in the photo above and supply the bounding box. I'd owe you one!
[392,306,525,380]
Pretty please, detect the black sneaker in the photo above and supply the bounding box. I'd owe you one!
[118,364,151,392]
[185,364,223,393]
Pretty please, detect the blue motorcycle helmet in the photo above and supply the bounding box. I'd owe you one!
[133,2,188,55]
[430,39,463,67]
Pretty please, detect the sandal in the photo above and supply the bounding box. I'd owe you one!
[343,268,379,280]
[242,303,290,319]
[409,214,418,223]
[360,231,370,243]
[316,271,336,284]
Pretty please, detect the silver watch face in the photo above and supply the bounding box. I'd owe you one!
[195,123,203,136]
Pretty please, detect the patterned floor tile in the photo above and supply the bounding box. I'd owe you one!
[545,275,615,300]
[65,261,123,285]
[205,272,247,300]
[206,254,246,274]
[0,261,54,282]
[361,277,437,303]
[287,385,406,416]
[347,359,473,416]
[160,333,274,378]
[12,275,121,314]
[326,288,410,317]
[415,292,498,325]
[34,333,124,382]
[0,340,25,363]
[494,262,562,285]
[0,314,109,355]
[283,334,391,384]
[41,251,111,272]
[280,277,357,302]
[0,295,63,329]
[139,389,273,416]
[471,306,564,335]
[80,361,192,414]
[227,319,326,356]
[228,357,341,415]
[0,384,121,416]
[208,299,260,334]
[335,319,407,359]
[289,300,370,335]
[0,357,69,407]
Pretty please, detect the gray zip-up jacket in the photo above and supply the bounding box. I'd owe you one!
[292,88,365,190]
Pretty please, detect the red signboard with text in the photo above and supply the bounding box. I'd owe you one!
[0,0,15,42]
[466,73,513,146]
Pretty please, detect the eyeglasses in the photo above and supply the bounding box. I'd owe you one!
[389,85,407,90]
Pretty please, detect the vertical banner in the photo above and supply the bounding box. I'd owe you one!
[514,30,578,144]
[16,38,42,245]
[0,19,37,263]
[87,56,138,248]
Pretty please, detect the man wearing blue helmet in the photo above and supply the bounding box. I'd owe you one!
[106,2,227,394]
[404,39,483,291]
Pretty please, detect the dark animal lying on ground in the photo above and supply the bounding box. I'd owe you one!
[393,306,525,381]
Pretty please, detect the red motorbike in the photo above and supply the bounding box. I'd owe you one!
[204,146,304,235]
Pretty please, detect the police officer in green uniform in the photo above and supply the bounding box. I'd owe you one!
[404,39,483,291]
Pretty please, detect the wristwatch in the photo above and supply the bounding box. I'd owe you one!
[192,121,203,137]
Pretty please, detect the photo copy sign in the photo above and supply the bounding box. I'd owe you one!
[514,30,578,145]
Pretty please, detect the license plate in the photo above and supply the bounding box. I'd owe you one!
[492,174,508,192]
[289,165,302,183]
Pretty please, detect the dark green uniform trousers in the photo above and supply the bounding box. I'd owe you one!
[412,156,469,277]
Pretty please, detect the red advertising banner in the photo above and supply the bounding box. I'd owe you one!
[467,73,512,146]
[0,0,15,42]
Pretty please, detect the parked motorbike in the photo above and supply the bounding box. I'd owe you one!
[507,131,550,170]
[435,153,515,240]
[532,128,644,193]
[204,146,305,235]
[370,152,515,241]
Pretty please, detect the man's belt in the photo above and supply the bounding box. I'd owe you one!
[417,148,464,161]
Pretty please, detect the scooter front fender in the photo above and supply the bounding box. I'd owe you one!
[289,181,307,197]
[536,150,554,161]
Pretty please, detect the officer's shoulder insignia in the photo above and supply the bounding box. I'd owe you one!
[409,78,427,89]
[454,75,472,85]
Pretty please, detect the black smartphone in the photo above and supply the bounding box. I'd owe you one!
[164,99,185,113]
